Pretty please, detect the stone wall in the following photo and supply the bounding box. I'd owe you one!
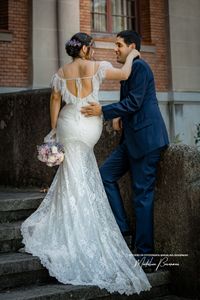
[0,89,121,187]
[0,89,54,187]
[0,90,199,297]
[154,144,200,297]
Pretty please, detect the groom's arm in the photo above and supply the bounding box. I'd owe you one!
[102,61,148,120]
[81,60,149,118]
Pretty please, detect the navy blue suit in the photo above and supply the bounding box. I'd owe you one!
[100,58,169,254]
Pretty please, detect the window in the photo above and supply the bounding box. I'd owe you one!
[0,0,8,30]
[91,0,138,33]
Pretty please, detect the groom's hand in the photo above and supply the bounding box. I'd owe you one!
[81,102,102,117]
[112,117,122,131]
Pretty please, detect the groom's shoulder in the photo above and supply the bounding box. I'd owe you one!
[132,58,149,69]
[131,58,152,76]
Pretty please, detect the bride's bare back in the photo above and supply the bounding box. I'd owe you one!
[58,59,100,99]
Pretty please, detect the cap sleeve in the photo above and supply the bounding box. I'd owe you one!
[50,73,62,93]
[97,61,113,83]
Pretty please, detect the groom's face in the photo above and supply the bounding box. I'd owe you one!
[114,37,135,64]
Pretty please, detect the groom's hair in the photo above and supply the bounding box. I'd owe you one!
[117,30,141,51]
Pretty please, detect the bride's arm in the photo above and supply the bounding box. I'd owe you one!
[50,90,61,129]
[104,49,140,81]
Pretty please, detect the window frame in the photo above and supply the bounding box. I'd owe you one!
[0,0,9,31]
[91,0,139,34]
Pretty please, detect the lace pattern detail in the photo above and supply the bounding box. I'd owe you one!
[95,61,112,84]
[21,141,151,295]
[50,73,63,93]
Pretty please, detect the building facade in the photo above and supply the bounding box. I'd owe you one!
[0,0,200,145]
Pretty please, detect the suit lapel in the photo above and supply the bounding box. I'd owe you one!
[120,80,126,101]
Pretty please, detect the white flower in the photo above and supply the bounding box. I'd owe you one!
[48,155,56,163]
[51,146,58,154]
[46,162,53,167]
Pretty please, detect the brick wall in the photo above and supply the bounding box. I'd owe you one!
[80,0,170,92]
[0,0,30,87]
[0,0,170,92]
[149,0,171,91]
[80,0,91,34]
[139,0,151,43]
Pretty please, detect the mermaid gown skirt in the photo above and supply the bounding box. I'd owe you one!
[21,62,151,295]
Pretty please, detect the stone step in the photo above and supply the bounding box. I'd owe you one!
[0,222,23,253]
[0,253,55,290]
[0,252,170,292]
[0,192,44,223]
[0,270,171,300]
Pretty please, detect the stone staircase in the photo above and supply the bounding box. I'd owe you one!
[0,190,191,300]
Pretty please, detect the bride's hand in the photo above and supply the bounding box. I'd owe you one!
[128,49,141,59]
[44,128,56,143]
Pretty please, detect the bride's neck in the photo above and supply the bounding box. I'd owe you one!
[73,57,90,63]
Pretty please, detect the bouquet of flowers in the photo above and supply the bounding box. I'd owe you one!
[37,129,65,167]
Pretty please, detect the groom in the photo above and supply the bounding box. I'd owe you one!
[81,30,169,255]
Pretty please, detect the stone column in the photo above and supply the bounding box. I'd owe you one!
[168,0,200,91]
[57,0,80,66]
[32,0,58,88]
[167,0,200,145]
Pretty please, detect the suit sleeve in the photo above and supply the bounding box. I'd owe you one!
[102,61,148,120]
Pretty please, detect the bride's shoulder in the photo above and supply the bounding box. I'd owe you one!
[96,60,113,70]
[50,66,67,92]
[92,61,113,83]
[95,61,113,76]
[56,63,74,78]
[56,64,71,78]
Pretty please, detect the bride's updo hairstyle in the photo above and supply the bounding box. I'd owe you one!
[65,32,93,59]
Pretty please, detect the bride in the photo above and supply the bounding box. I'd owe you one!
[21,32,151,295]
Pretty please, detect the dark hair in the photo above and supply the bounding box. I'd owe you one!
[65,32,93,58]
[117,30,141,51]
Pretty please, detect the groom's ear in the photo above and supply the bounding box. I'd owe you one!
[129,43,136,49]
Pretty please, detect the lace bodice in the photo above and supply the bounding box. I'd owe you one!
[50,61,112,104]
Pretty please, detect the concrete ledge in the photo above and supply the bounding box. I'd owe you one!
[0,192,45,223]
[0,32,13,42]
[0,193,44,211]
[0,222,21,242]
[0,280,170,300]
[0,222,22,252]
[0,251,170,295]
[0,253,45,275]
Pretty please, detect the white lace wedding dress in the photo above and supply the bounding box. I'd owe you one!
[21,61,151,295]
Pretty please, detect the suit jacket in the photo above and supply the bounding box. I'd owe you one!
[102,58,169,159]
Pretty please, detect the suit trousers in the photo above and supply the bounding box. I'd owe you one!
[100,141,161,254]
